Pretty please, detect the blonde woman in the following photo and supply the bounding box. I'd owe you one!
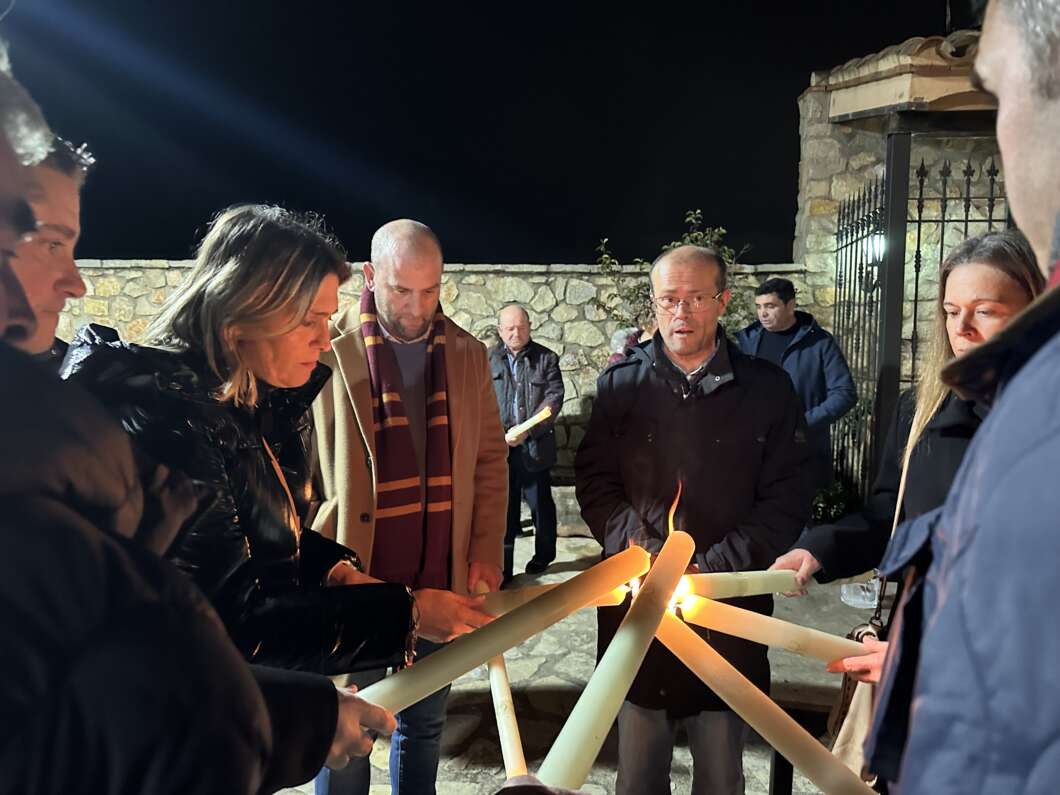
[62,204,416,675]
[770,229,1044,784]
[773,230,1044,593]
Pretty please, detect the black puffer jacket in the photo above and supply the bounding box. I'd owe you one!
[0,341,339,794]
[62,324,414,675]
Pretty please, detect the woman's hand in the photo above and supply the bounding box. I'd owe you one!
[826,637,889,683]
[326,560,381,587]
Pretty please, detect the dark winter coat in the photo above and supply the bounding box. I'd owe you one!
[799,389,985,582]
[736,311,856,492]
[490,340,564,471]
[866,284,1060,790]
[0,342,338,794]
[575,331,812,715]
[61,324,414,675]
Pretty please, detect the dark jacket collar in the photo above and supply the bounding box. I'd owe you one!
[633,326,736,396]
[924,391,987,433]
[742,310,819,351]
[943,286,1060,406]
[67,323,331,415]
[491,339,540,364]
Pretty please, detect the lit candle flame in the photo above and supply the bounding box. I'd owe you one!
[665,480,686,609]
[667,480,683,537]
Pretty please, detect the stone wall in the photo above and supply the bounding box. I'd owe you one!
[793,79,1003,384]
[62,259,803,484]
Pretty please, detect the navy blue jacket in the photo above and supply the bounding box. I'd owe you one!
[736,311,856,492]
[867,285,1060,790]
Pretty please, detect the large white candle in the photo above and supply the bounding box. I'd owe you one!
[536,531,696,790]
[656,612,874,795]
[473,582,527,778]
[507,405,553,440]
[482,583,627,617]
[358,545,650,714]
[681,569,798,600]
[679,595,864,663]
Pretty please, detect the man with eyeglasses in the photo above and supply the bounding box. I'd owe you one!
[576,245,811,794]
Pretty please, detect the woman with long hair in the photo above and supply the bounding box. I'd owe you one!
[771,228,1045,785]
[774,229,1045,591]
[63,204,417,674]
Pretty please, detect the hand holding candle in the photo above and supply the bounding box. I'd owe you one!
[358,545,650,714]
[656,612,874,795]
[506,405,553,445]
[536,531,695,790]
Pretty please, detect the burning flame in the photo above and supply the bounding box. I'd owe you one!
[667,480,683,537]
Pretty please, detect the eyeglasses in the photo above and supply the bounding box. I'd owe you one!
[653,291,725,315]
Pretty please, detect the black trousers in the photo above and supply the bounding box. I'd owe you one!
[503,449,557,579]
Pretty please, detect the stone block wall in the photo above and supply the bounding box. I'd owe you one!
[62,259,806,483]
[793,80,1003,383]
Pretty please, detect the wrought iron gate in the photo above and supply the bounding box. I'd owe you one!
[830,132,1009,500]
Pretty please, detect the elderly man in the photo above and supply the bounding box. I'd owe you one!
[576,245,811,794]
[313,218,508,794]
[844,2,1060,790]
[490,303,564,583]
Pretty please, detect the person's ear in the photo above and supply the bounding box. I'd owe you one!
[363,261,376,290]
[717,289,732,315]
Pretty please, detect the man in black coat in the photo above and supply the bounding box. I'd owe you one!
[576,246,811,794]
[492,303,564,581]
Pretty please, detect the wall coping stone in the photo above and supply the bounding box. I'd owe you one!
[77,259,808,275]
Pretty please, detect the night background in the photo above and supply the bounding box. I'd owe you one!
[8,1,950,264]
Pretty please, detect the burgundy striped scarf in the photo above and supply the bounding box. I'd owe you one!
[360,288,453,589]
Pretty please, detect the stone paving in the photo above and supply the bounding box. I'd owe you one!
[282,533,872,795]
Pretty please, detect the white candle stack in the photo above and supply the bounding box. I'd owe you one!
[656,612,874,795]
[536,531,696,790]
[358,545,650,714]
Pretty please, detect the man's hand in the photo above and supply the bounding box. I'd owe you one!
[769,548,822,595]
[468,560,503,593]
[326,685,396,770]
[826,637,889,684]
[413,588,495,643]
[326,560,382,587]
[505,429,528,447]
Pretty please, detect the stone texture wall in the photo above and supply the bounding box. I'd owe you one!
[62,259,804,483]
[793,80,1003,383]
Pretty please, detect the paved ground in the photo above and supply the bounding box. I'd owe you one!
[282,533,872,795]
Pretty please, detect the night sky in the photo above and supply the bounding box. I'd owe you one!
[9,1,946,265]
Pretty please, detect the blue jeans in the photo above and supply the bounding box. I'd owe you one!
[615,700,748,795]
[315,638,451,795]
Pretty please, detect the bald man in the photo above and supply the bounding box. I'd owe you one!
[490,303,564,583]
[312,219,507,795]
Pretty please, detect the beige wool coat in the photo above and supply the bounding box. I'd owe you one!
[311,306,508,595]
